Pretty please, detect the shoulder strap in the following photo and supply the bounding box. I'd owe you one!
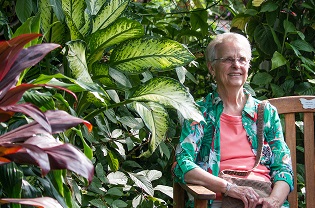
[252,100,268,170]
[220,100,268,176]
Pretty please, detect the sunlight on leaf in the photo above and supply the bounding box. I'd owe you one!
[131,102,169,158]
[130,77,204,122]
[128,172,154,196]
[252,0,265,7]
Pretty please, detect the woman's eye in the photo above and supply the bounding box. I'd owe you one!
[226,57,234,62]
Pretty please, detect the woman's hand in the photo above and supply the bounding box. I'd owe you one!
[259,196,280,208]
[227,184,260,208]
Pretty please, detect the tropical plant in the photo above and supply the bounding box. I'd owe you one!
[0,33,94,207]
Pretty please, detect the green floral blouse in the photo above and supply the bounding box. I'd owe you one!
[173,89,294,207]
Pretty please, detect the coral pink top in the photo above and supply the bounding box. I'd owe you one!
[220,113,270,182]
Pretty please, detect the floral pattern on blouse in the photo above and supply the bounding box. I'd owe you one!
[173,89,294,207]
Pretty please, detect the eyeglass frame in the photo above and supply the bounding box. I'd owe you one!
[212,57,250,65]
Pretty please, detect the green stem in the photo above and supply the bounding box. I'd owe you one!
[83,99,134,120]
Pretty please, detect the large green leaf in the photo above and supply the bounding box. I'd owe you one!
[86,0,104,15]
[231,14,252,31]
[110,37,195,74]
[62,0,86,30]
[62,40,92,83]
[254,24,279,56]
[271,51,287,70]
[252,0,265,7]
[127,172,154,196]
[0,163,23,199]
[39,0,68,44]
[131,102,169,158]
[13,14,41,45]
[62,41,111,106]
[92,0,129,33]
[291,39,315,53]
[15,0,33,22]
[87,17,144,65]
[64,13,83,40]
[129,77,204,122]
[252,72,273,85]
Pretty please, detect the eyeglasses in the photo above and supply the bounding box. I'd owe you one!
[213,57,249,65]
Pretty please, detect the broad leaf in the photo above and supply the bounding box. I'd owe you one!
[0,103,51,133]
[110,37,195,74]
[139,170,162,182]
[92,0,129,33]
[271,51,287,70]
[0,110,92,144]
[13,14,41,45]
[0,33,41,82]
[291,39,315,53]
[0,43,60,98]
[254,24,278,56]
[62,40,92,83]
[260,1,278,12]
[231,14,252,31]
[252,0,265,7]
[131,102,169,158]
[128,172,154,196]
[129,77,204,122]
[86,0,104,15]
[154,185,173,198]
[87,17,144,65]
[0,163,23,198]
[107,171,128,185]
[0,110,94,181]
[252,72,273,85]
[62,0,86,30]
[39,0,67,44]
[15,0,33,22]
[64,13,84,40]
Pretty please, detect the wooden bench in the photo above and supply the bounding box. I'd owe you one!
[173,96,315,208]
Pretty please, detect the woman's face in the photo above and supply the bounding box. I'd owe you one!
[208,41,250,90]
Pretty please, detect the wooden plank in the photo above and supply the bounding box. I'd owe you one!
[194,198,208,208]
[303,113,315,208]
[284,114,298,208]
[173,182,186,208]
[180,183,216,200]
[268,96,315,114]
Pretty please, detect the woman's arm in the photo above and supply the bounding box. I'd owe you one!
[259,181,290,208]
[185,168,263,208]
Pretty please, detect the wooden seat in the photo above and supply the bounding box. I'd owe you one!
[173,96,315,208]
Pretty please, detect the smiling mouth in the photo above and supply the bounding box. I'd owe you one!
[229,73,242,76]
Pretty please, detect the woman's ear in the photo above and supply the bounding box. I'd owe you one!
[207,62,215,77]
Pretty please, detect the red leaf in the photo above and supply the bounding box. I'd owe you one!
[44,110,92,134]
[0,34,42,82]
[0,146,22,156]
[0,197,63,208]
[0,43,60,99]
[0,84,40,106]
[4,142,51,175]
[0,156,12,164]
[0,110,91,144]
[45,143,94,182]
[0,103,51,133]
[0,109,14,122]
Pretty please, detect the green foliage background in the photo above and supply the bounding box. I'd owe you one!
[0,0,314,207]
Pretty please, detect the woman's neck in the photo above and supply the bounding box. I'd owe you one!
[217,87,246,116]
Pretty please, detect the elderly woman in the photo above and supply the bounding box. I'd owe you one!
[173,32,293,208]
